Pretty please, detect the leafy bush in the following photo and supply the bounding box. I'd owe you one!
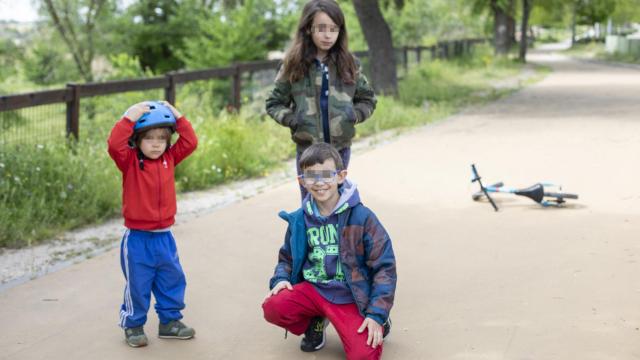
[175,111,293,191]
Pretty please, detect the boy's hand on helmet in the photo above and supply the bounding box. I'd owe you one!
[264,281,293,300]
[159,101,182,119]
[124,102,151,122]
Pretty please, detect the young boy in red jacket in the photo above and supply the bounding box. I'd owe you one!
[108,101,198,347]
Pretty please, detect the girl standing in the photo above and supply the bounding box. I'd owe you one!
[266,0,377,199]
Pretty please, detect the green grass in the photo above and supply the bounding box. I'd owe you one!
[600,50,640,64]
[561,41,604,56]
[400,48,521,106]
[0,140,121,247]
[563,41,640,65]
[0,44,538,248]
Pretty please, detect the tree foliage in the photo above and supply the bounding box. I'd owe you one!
[40,0,113,82]
[177,0,297,69]
[0,39,21,82]
[385,0,488,46]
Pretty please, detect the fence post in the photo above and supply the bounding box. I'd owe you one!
[430,46,436,60]
[66,83,79,140]
[231,64,241,111]
[416,47,421,64]
[165,73,176,105]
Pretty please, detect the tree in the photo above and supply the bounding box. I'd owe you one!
[472,0,513,55]
[568,0,616,44]
[177,0,274,69]
[529,0,567,29]
[519,0,533,62]
[610,0,640,25]
[384,0,488,46]
[491,0,511,54]
[23,39,79,85]
[351,0,398,95]
[41,0,111,82]
[121,0,188,74]
[508,0,518,47]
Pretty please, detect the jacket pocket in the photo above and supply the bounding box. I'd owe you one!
[291,109,317,146]
[329,105,356,144]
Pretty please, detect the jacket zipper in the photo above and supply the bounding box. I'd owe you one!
[157,158,162,221]
[310,66,324,143]
[292,207,363,316]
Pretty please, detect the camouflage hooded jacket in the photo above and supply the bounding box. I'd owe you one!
[269,197,397,325]
[265,58,377,151]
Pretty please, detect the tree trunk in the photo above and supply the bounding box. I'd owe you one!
[491,0,510,55]
[43,0,105,83]
[506,0,516,49]
[352,0,398,95]
[571,0,578,46]
[519,0,532,62]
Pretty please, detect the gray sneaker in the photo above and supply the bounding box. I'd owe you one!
[124,326,148,347]
[300,317,328,352]
[383,318,392,338]
[158,320,196,339]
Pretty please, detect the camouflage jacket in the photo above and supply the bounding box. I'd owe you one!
[269,203,397,325]
[265,59,377,151]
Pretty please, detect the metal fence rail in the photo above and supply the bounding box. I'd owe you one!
[0,39,486,144]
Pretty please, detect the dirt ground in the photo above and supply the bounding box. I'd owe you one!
[1,46,639,360]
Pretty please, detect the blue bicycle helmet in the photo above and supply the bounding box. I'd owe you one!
[133,101,176,134]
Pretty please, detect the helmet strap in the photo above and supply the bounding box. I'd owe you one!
[137,148,146,170]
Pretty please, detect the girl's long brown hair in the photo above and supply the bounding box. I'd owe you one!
[281,0,358,85]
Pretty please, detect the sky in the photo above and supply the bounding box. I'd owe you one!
[0,0,137,22]
[0,1,39,22]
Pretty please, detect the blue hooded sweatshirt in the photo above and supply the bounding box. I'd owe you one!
[301,179,360,304]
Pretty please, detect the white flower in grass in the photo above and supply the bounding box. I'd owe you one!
[13,176,20,182]
[35,167,40,172]
[37,144,44,150]
[0,163,4,168]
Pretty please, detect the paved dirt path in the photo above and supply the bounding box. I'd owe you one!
[2,48,640,360]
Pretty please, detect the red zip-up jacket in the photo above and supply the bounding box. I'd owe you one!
[107,116,198,230]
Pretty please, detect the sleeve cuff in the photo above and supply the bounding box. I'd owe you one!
[365,313,385,326]
[121,116,135,125]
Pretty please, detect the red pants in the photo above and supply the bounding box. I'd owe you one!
[262,281,383,360]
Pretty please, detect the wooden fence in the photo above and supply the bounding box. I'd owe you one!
[0,38,486,140]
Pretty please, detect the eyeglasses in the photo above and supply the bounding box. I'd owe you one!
[310,24,340,34]
[299,170,339,185]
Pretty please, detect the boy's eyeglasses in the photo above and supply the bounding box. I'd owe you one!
[311,24,340,34]
[299,170,339,185]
